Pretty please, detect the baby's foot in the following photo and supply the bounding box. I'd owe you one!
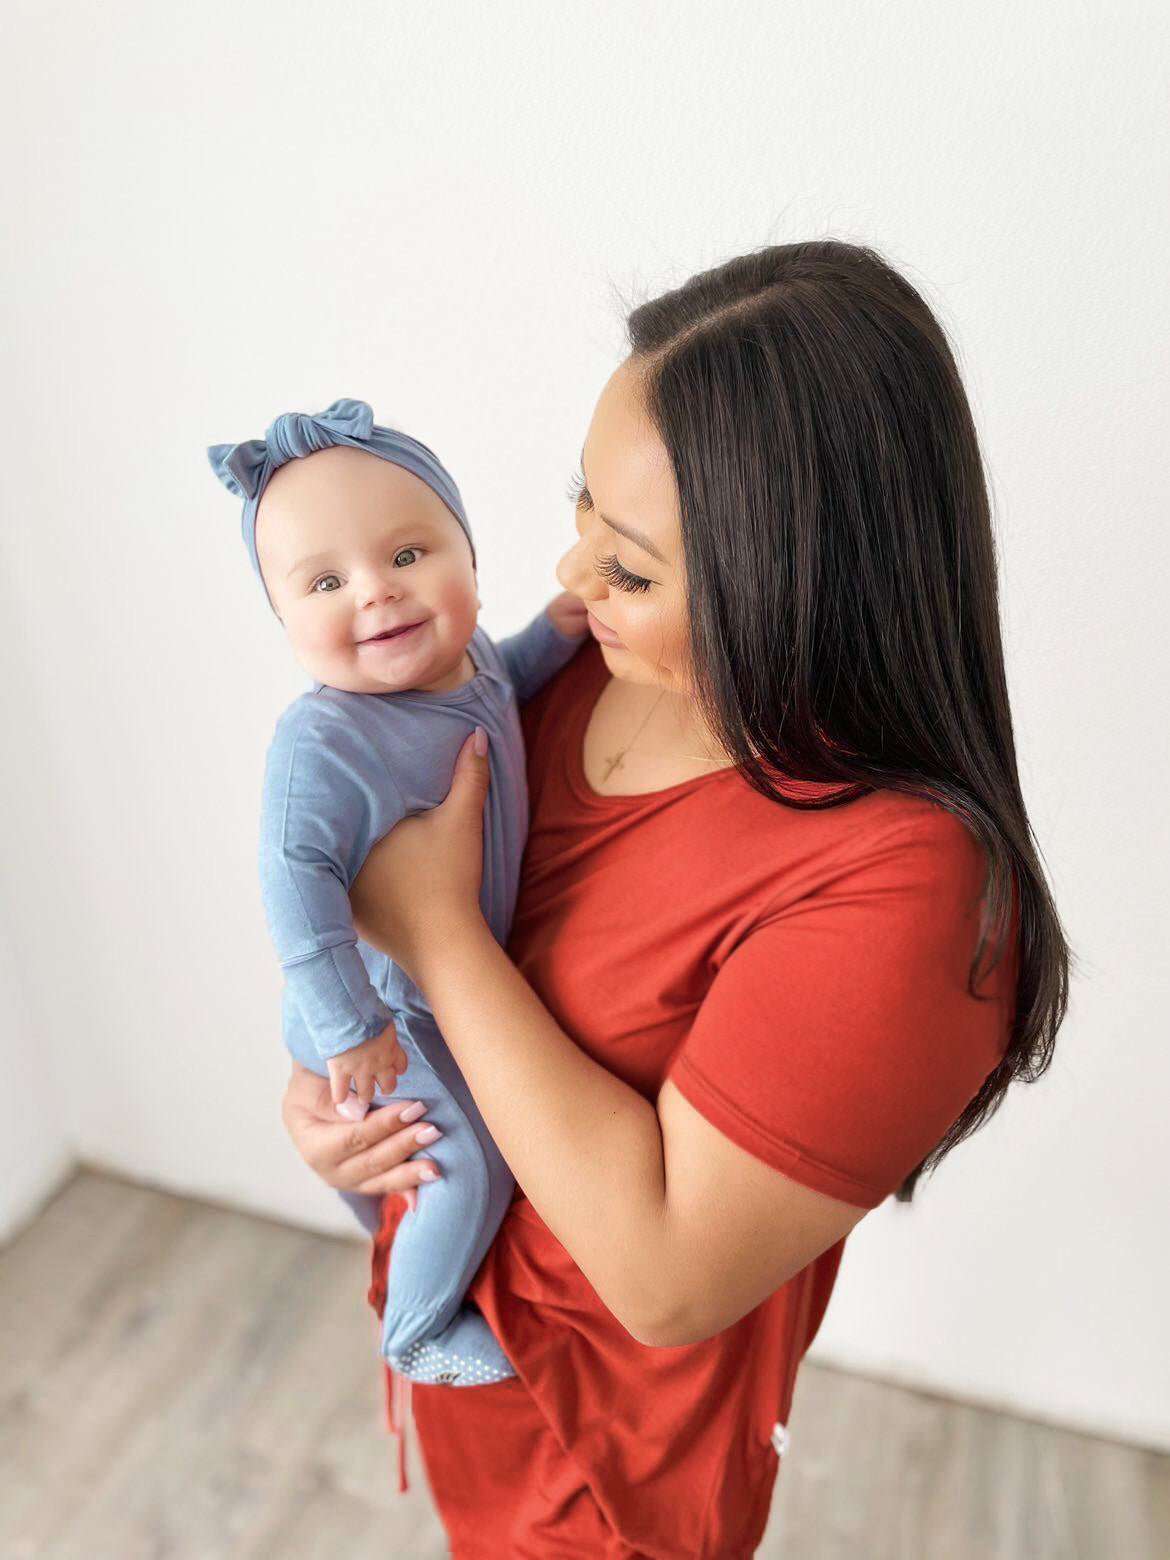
[385,1304,516,1386]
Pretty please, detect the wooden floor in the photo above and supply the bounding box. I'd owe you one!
[2,1173,1166,1559]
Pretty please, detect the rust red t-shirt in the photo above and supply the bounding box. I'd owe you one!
[376,638,1018,1547]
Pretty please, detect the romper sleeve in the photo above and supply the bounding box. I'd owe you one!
[259,700,406,1063]
[663,808,1017,1208]
[493,607,590,705]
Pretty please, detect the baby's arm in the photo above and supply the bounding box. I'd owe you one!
[494,591,590,703]
[259,701,409,1115]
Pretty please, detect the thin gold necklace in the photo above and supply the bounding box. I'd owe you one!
[601,690,667,782]
[601,689,731,782]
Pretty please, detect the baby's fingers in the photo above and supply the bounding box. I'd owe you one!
[326,1057,352,1108]
[327,1058,369,1121]
[373,1037,408,1096]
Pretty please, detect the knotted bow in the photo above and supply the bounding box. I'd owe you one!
[208,397,375,500]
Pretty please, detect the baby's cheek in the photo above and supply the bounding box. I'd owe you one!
[435,583,480,639]
[284,608,355,685]
[296,610,348,658]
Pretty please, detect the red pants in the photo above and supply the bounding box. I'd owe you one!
[374,1284,661,1553]
[370,1198,778,1557]
[405,1369,658,1559]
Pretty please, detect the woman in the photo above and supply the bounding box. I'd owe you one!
[281,239,1070,1557]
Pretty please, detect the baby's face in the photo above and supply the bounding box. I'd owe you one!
[256,445,480,695]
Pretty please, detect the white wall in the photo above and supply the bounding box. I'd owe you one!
[0,599,72,1238]
[3,2,1166,1450]
[0,933,71,1242]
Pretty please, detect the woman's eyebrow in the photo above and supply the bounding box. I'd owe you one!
[579,448,669,565]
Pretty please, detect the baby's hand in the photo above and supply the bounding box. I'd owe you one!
[328,1021,408,1122]
[545,591,590,640]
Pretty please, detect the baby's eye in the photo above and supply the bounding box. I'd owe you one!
[311,574,343,593]
[394,547,421,567]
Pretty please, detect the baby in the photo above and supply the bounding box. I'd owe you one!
[207,398,588,1390]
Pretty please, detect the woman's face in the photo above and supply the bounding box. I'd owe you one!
[556,356,693,696]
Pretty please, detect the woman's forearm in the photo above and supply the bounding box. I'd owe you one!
[412,913,674,1343]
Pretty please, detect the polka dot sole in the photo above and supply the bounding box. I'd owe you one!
[387,1337,517,1386]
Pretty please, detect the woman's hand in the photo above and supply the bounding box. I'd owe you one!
[350,726,490,986]
[281,1060,441,1212]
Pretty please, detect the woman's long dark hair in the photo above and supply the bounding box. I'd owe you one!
[626,240,1072,1200]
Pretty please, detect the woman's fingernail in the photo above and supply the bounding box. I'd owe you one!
[418,1165,440,1181]
[415,1124,442,1143]
[399,1101,426,1123]
[474,725,487,756]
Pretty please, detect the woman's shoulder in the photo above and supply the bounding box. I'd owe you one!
[738,784,994,930]
[842,788,987,856]
[726,771,986,853]
[838,788,989,885]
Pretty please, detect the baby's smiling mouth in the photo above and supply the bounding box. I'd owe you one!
[358,619,427,645]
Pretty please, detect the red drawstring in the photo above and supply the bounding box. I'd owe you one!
[370,1194,415,1495]
[384,1363,413,1493]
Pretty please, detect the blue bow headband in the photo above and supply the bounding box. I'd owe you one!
[207,397,476,614]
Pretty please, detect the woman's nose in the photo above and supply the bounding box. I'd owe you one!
[556,537,602,601]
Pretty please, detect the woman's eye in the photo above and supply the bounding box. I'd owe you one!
[566,469,593,510]
[311,574,342,593]
[570,471,649,593]
[594,552,652,595]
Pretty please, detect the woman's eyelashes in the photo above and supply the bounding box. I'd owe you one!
[566,469,591,509]
[568,470,653,594]
[309,547,423,594]
[594,551,652,595]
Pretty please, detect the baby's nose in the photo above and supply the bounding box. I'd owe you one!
[360,574,404,608]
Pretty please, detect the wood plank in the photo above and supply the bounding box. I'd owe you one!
[2,1172,1165,1558]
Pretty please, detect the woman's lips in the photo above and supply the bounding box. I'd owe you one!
[359,620,427,647]
[587,611,624,646]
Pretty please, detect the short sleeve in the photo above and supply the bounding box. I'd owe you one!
[664,809,1016,1208]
